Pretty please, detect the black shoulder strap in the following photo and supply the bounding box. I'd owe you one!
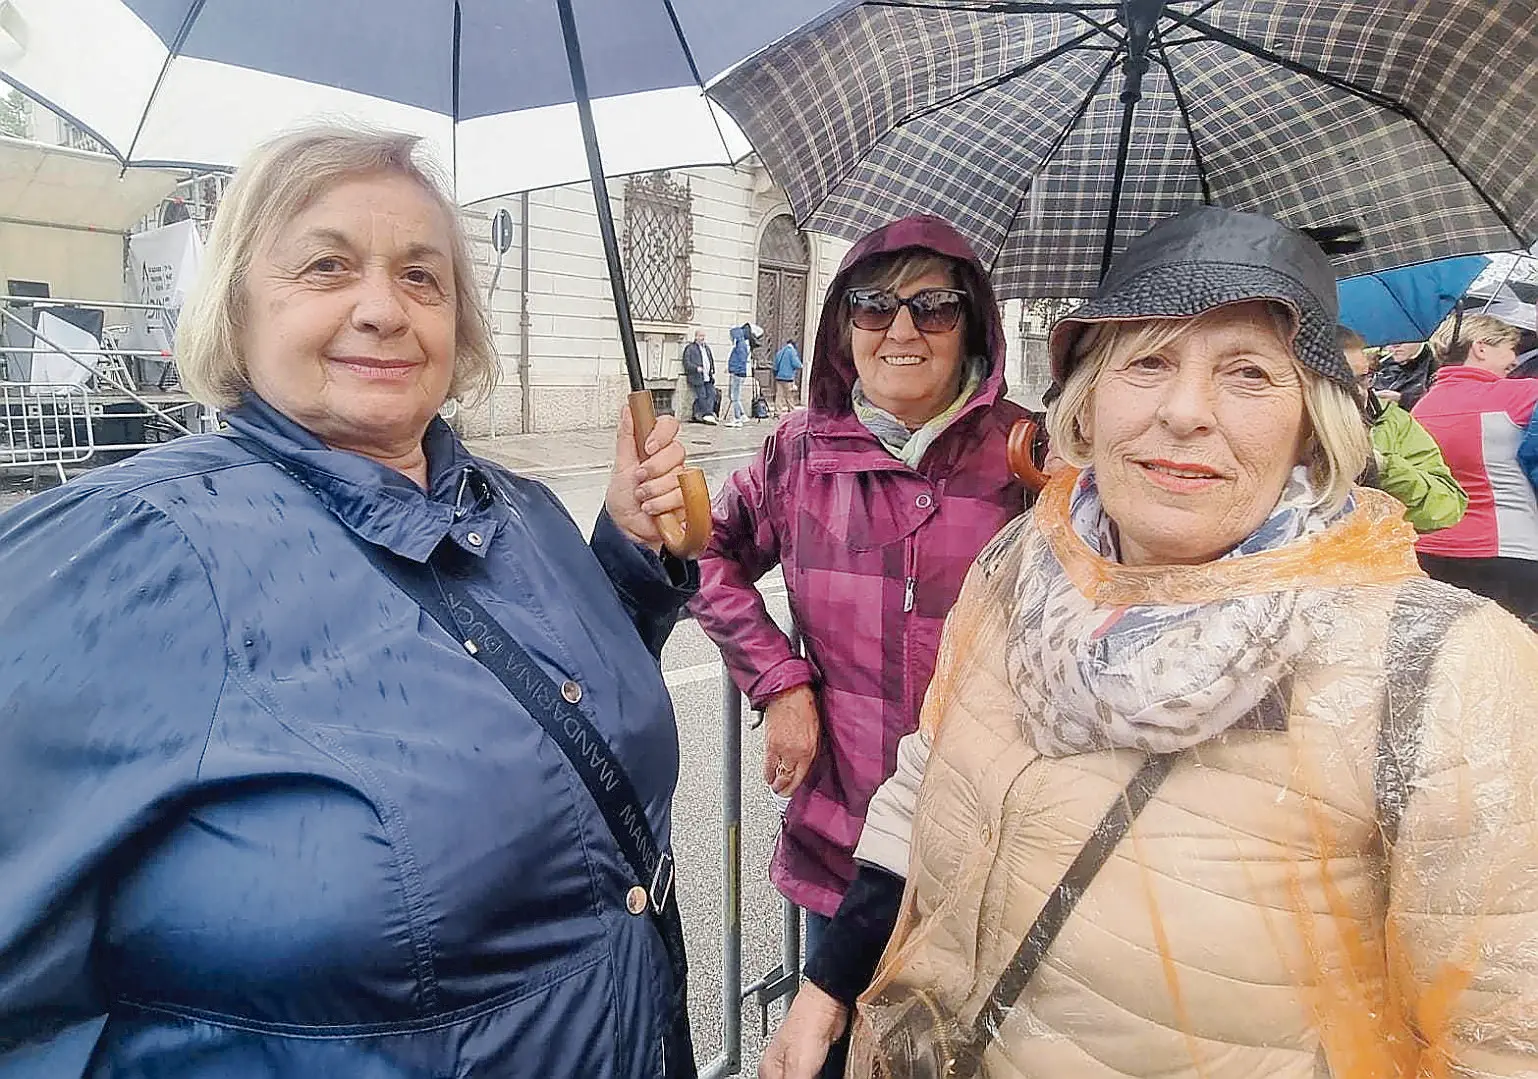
[1377,581,1480,848]
[368,542,679,912]
[956,752,1178,1078]
[225,436,673,901]
[222,436,696,1073]
[943,581,1473,1077]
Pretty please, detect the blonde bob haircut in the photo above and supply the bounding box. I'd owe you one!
[1046,303,1371,516]
[176,124,497,410]
[1429,312,1523,365]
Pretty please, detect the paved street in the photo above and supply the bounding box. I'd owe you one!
[0,416,797,1073]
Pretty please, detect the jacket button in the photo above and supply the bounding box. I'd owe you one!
[467,531,484,547]
[915,493,933,509]
[561,680,582,704]
[626,885,649,915]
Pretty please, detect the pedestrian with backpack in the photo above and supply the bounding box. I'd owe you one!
[726,321,762,427]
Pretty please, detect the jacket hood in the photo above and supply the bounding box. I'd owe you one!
[809,215,1009,417]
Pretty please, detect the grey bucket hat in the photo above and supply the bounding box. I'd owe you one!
[1048,206,1354,388]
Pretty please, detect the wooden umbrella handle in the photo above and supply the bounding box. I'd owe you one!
[628,390,713,559]
[1006,417,1051,495]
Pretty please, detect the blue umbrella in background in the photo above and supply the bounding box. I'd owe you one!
[1337,255,1491,346]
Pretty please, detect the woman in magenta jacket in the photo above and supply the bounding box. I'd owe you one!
[690,215,1028,1076]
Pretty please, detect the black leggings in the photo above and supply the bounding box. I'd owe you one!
[1417,554,1538,629]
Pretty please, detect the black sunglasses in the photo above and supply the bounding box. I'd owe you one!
[846,287,967,334]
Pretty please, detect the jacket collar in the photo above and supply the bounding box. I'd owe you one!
[222,395,504,562]
[1434,364,1503,385]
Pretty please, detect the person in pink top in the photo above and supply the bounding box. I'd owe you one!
[690,215,1029,1078]
[1412,314,1538,624]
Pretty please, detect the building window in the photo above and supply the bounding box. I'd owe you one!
[622,171,694,324]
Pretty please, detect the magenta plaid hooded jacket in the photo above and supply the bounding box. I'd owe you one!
[690,216,1028,916]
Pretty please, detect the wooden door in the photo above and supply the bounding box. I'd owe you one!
[756,215,811,399]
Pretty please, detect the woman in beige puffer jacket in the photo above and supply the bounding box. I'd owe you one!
[850,486,1538,1078]
[832,210,1538,1079]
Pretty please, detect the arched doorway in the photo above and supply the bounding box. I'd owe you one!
[755,214,811,402]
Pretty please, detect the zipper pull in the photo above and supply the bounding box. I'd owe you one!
[452,467,473,520]
[904,577,916,613]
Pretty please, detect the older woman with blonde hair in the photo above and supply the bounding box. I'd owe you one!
[763,207,1538,1079]
[0,126,701,1078]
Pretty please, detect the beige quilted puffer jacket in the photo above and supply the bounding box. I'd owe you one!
[847,479,1538,1079]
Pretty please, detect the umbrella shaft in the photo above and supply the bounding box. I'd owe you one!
[556,0,647,392]
[1100,0,1165,282]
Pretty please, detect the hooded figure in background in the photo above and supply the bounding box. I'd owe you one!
[725,321,764,426]
[691,216,1030,1079]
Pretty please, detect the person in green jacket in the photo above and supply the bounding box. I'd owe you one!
[1339,325,1467,533]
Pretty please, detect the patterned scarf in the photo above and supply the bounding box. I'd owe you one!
[852,356,985,469]
[1006,466,1352,756]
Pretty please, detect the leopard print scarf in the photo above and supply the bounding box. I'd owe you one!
[1007,467,1348,756]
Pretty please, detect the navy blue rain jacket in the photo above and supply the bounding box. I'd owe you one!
[0,396,696,1078]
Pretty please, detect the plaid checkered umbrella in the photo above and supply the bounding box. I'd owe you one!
[709,0,1538,299]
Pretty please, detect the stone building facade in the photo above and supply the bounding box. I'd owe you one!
[453,161,1053,436]
[10,90,1055,430]
[454,162,857,436]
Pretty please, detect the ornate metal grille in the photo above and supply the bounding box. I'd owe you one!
[622,172,694,324]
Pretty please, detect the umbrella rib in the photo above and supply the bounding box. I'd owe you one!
[1071,16,1125,42]
[1156,0,1226,37]
[0,73,127,167]
[1152,39,1213,204]
[1377,274,1434,338]
[123,0,211,166]
[451,1,461,184]
[660,0,739,162]
[867,2,1121,12]
[894,28,1101,132]
[1184,16,1526,242]
[988,52,1121,279]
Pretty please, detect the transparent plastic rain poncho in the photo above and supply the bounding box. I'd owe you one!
[847,472,1538,1079]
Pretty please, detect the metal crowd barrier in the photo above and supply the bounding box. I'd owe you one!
[0,382,96,483]
[699,668,805,1079]
[0,297,203,462]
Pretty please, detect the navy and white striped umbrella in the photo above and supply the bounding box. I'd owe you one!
[709,0,1538,299]
[0,0,849,396]
[0,0,846,203]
